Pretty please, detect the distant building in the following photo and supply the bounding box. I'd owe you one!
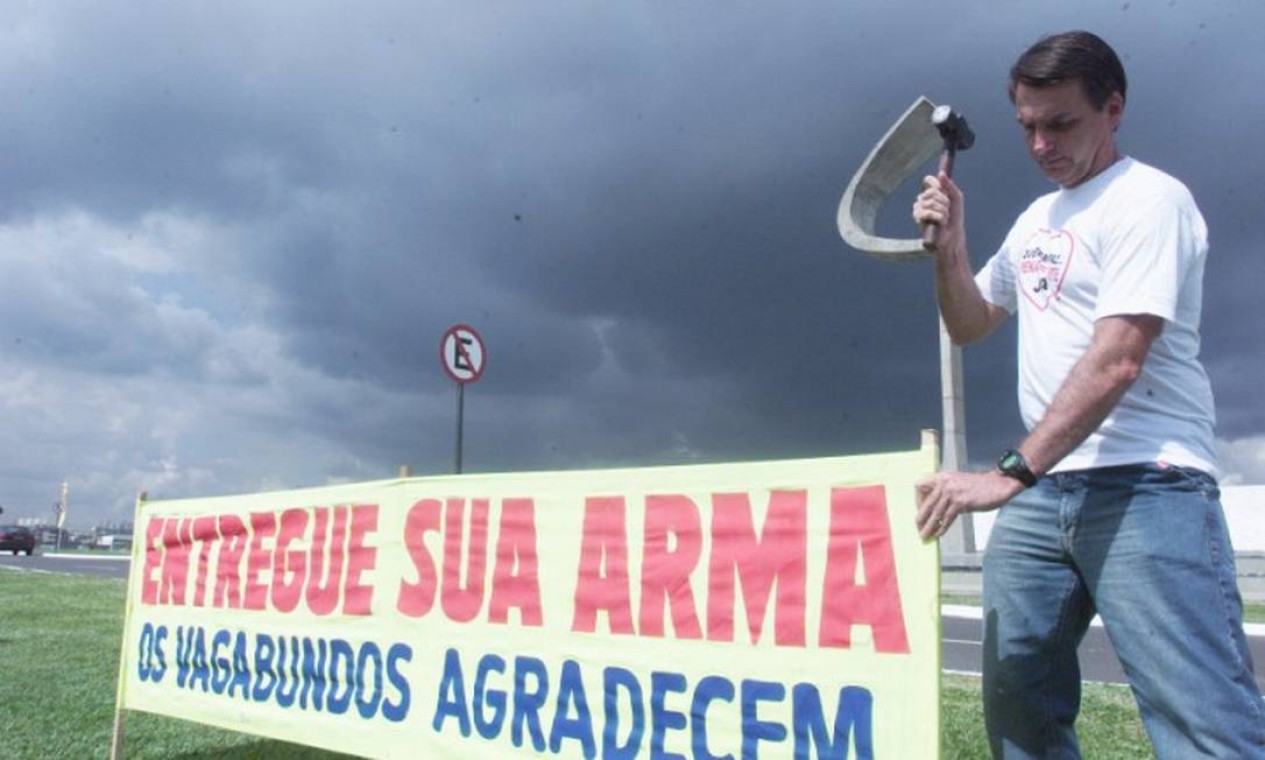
[92,521,134,551]
[93,521,134,538]
[32,525,73,548]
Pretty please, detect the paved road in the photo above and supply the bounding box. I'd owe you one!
[945,608,1135,682]
[946,609,1265,692]
[0,551,129,580]
[6,553,1264,690]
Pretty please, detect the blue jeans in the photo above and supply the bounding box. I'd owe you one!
[982,463,1265,759]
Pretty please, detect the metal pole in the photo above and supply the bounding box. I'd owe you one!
[455,383,465,474]
[56,479,68,551]
[939,319,977,554]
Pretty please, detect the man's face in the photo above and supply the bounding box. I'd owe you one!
[1014,79,1124,188]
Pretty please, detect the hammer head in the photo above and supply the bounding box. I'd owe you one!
[932,104,975,151]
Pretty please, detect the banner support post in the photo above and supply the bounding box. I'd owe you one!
[110,490,147,760]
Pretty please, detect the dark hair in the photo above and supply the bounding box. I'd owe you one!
[1008,30,1127,110]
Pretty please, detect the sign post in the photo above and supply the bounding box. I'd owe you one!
[440,324,486,474]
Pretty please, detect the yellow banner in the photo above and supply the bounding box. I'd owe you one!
[118,440,940,758]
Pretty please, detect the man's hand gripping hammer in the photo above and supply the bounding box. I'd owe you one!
[921,105,975,251]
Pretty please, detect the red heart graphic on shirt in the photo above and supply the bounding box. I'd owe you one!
[1017,228,1075,311]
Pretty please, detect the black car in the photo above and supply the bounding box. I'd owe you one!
[0,525,36,556]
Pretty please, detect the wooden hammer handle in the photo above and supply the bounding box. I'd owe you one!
[921,148,957,250]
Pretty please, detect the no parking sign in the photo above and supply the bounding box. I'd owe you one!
[440,324,485,385]
[441,324,485,473]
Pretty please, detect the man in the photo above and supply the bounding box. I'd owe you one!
[912,30,1263,758]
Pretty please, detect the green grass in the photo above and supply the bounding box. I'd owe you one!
[1,570,1153,758]
[0,570,353,759]
[940,675,1152,759]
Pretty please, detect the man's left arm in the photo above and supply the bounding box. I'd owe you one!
[915,313,1163,540]
[1017,313,1163,475]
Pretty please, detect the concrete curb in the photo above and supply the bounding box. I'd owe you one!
[943,604,1265,636]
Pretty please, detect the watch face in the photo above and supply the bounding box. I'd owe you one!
[998,449,1036,486]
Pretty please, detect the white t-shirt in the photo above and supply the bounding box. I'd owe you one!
[975,156,1218,476]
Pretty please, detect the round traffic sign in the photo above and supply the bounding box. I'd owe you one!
[440,324,486,385]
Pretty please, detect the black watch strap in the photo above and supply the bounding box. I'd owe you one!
[997,449,1038,488]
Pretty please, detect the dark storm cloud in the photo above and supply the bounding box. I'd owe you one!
[0,1,1261,525]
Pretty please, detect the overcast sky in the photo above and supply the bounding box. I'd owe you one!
[1,1,1261,528]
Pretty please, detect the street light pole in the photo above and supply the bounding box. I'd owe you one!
[56,479,69,551]
[939,322,976,554]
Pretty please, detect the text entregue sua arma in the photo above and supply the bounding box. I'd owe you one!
[138,486,911,652]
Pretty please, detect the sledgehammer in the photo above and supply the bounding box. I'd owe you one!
[921,105,975,251]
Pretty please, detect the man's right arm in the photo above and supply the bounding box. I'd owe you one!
[913,172,1009,344]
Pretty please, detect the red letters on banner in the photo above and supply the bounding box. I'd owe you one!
[140,504,379,617]
[572,486,907,652]
[639,494,704,639]
[571,496,634,634]
[708,490,807,646]
[396,498,544,626]
[139,484,908,652]
[819,485,909,653]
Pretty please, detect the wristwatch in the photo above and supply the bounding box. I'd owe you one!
[997,449,1038,488]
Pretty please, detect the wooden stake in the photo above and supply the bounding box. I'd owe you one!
[109,490,147,760]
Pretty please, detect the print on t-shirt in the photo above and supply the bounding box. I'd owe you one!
[1019,228,1075,311]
